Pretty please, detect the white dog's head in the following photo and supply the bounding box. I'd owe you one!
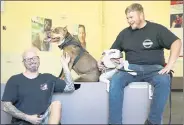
[101,49,123,68]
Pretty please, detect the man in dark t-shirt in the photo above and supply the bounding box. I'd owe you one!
[1,47,75,124]
[97,3,182,125]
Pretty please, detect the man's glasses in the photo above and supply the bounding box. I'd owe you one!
[23,56,39,62]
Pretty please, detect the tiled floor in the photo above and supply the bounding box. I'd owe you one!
[163,92,183,124]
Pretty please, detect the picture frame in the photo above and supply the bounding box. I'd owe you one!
[1,0,4,12]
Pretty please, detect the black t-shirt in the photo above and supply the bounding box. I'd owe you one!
[111,21,179,66]
[2,73,66,115]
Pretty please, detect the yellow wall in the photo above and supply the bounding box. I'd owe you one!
[1,1,103,82]
[1,1,183,83]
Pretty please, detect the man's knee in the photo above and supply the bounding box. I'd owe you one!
[110,71,132,89]
[153,73,171,87]
[46,101,62,124]
[51,101,62,110]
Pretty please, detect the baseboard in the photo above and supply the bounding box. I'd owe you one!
[171,89,183,92]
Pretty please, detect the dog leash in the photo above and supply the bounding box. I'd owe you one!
[72,47,86,68]
[118,68,173,124]
[168,70,174,125]
[58,47,86,78]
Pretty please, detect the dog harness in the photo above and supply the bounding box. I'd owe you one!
[58,34,88,77]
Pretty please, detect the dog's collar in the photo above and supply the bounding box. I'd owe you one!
[57,34,89,71]
[58,35,73,49]
[57,39,65,46]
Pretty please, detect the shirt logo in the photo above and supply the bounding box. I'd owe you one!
[40,83,48,91]
[142,39,153,48]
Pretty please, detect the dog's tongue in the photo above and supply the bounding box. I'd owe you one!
[43,38,51,42]
[111,58,120,60]
[50,37,60,43]
[110,58,120,63]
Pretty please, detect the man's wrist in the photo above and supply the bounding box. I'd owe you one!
[24,114,30,122]
[166,61,175,69]
[62,63,69,68]
[62,64,70,72]
[167,60,175,66]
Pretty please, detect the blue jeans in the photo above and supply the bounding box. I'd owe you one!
[109,64,171,124]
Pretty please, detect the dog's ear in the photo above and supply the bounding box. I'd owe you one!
[102,52,105,55]
[102,50,108,55]
[51,27,55,32]
[51,27,60,33]
[63,26,68,32]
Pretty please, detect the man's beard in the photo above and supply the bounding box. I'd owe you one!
[25,63,39,72]
[29,66,38,72]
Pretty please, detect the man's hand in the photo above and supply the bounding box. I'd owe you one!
[61,52,71,67]
[158,63,173,75]
[97,60,106,71]
[25,114,43,124]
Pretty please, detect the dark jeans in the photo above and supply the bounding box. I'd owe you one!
[109,64,171,124]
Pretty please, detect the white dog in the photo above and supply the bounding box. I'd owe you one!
[99,49,137,92]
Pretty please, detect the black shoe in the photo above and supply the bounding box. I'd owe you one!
[144,119,158,125]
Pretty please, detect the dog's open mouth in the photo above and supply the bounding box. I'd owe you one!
[50,37,60,43]
[110,58,121,64]
[110,58,120,61]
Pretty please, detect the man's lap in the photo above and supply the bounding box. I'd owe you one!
[11,100,59,125]
[111,64,170,86]
[11,109,50,125]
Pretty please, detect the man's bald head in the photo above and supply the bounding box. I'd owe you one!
[22,47,39,60]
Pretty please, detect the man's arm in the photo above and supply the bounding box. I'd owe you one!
[62,64,75,92]
[2,101,43,124]
[2,101,28,121]
[60,53,75,92]
[167,39,182,66]
[157,24,182,74]
[159,39,182,74]
[1,76,29,121]
[110,30,124,51]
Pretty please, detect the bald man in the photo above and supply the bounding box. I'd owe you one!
[1,48,75,124]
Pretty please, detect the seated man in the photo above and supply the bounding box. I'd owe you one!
[97,3,182,125]
[1,47,75,124]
